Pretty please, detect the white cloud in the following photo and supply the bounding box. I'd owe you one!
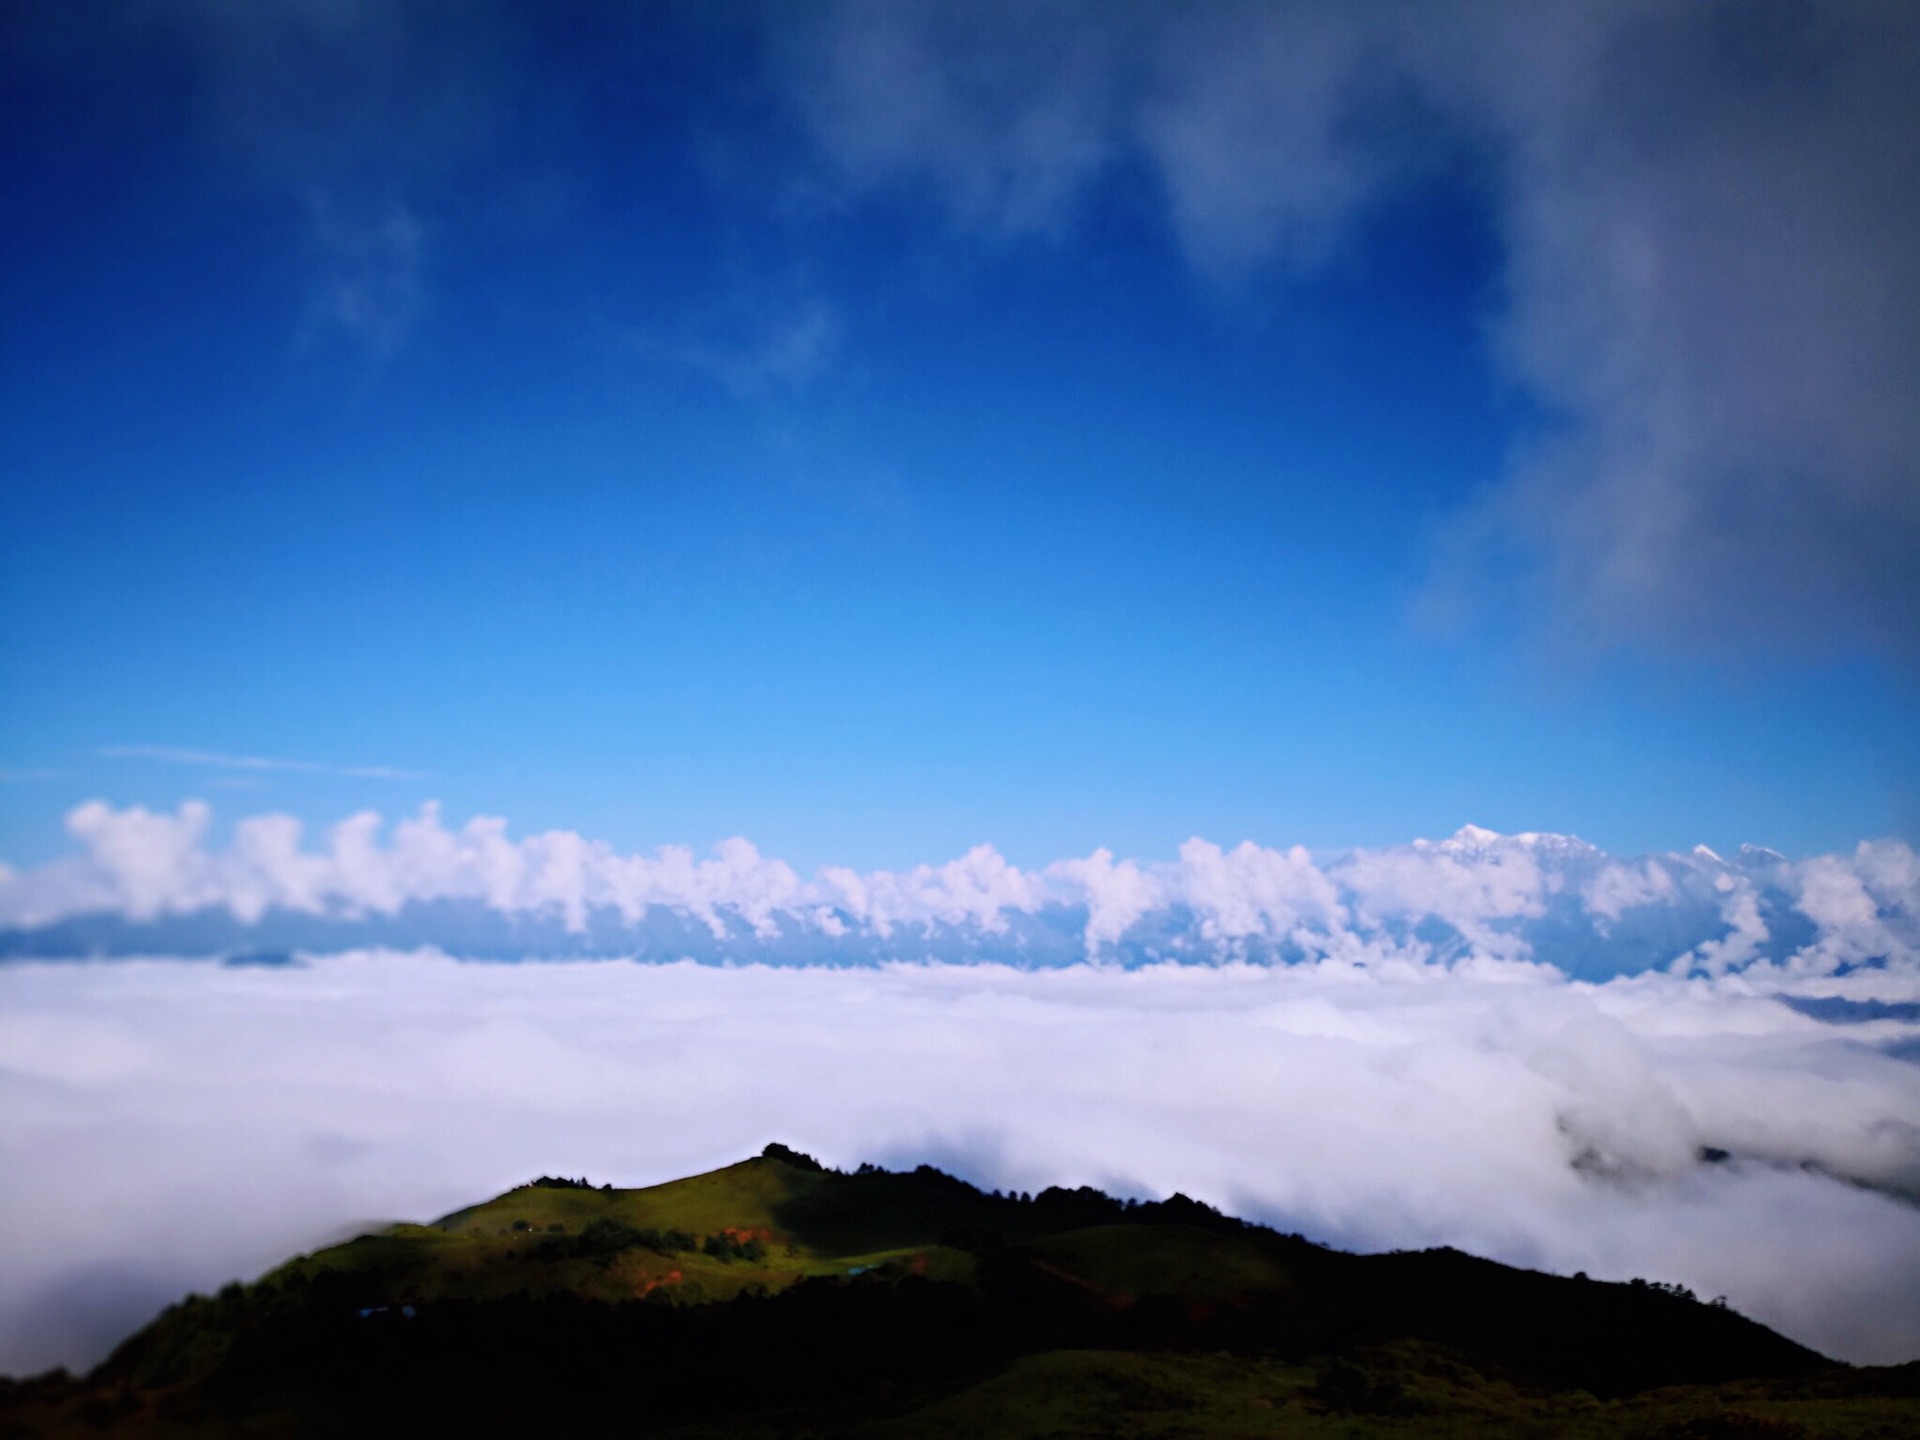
[1332,827,1555,963]
[1784,843,1920,974]
[1583,859,1677,925]
[1044,847,1161,949]
[819,842,1047,936]
[0,952,1915,1379]
[61,800,217,922]
[4,804,1918,982]
[1681,876,1771,978]
[1168,837,1344,944]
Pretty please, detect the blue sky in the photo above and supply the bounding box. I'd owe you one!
[3,1,1916,870]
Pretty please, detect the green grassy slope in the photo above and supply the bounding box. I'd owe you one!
[865,1346,1920,1440]
[1,1145,1913,1439]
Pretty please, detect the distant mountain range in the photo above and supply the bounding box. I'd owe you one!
[6,812,1913,976]
[2,1146,1913,1438]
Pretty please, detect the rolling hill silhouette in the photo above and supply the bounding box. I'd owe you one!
[2,1145,1914,1437]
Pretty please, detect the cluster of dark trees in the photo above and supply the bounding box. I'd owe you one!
[529,1175,609,1191]
[700,1231,768,1263]
[1630,1277,1723,1305]
[518,1218,700,1266]
[535,1219,767,1265]
[757,1143,824,1172]
[764,1143,1263,1237]
[1310,1357,1425,1416]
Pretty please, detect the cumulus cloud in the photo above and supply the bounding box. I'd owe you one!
[4,803,1919,984]
[1584,858,1678,926]
[1683,875,1773,978]
[0,952,1916,1377]
[771,0,1920,659]
[1790,843,1920,974]
[1336,825,1557,963]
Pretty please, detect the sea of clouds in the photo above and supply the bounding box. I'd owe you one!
[2,805,1919,1377]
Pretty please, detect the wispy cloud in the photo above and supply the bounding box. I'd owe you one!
[100,746,424,782]
[772,1,1920,661]
[639,294,846,398]
[298,194,427,359]
[69,0,513,360]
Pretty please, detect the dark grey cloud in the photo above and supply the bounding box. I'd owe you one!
[1458,1,1920,661]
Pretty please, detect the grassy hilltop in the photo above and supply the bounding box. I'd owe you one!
[2,1145,1915,1438]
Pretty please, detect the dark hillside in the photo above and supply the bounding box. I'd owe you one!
[0,1146,1904,1440]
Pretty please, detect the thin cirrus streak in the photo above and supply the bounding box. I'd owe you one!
[99,745,425,781]
[0,800,1915,978]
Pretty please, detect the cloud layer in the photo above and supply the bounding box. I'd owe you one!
[0,951,1916,1378]
[4,803,1917,981]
